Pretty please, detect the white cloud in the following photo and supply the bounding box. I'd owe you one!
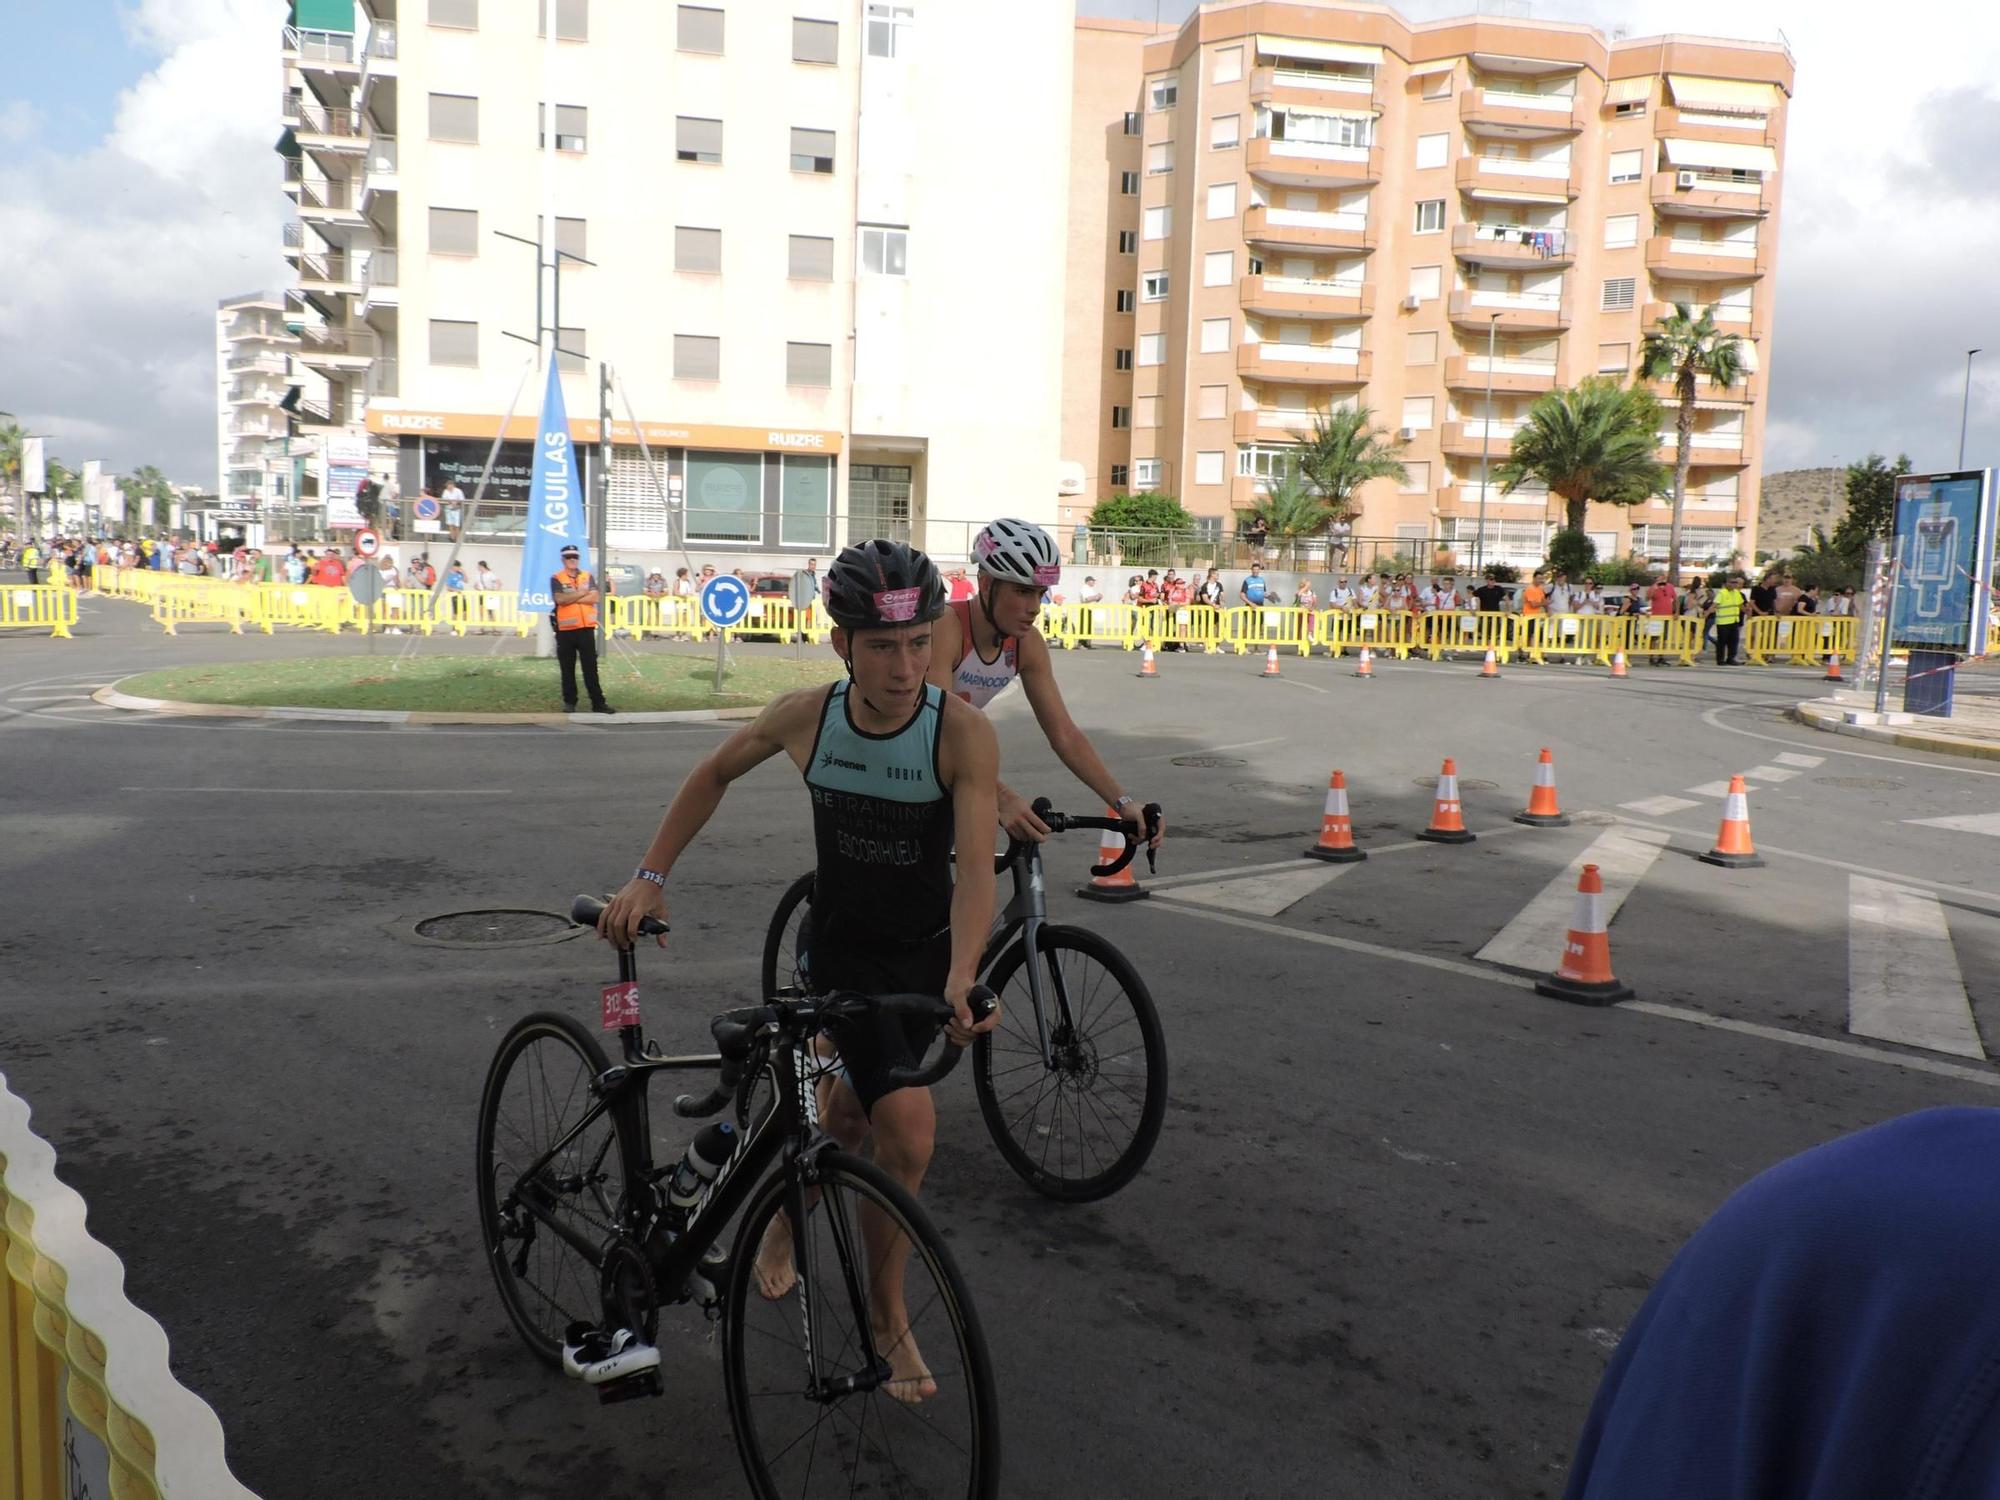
[0,100,43,144]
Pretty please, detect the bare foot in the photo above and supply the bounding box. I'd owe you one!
[754,1213,798,1300]
[871,1316,937,1405]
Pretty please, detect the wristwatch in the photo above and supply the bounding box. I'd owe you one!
[634,868,667,888]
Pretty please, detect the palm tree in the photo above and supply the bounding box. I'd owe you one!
[0,421,24,529]
[122,465,176,533]
[1249,469,1331,555]
[1639,302,1747,586]
[1494,376,1667,541]
[1292,405,1408,523]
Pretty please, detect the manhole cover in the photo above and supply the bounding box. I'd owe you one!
[1172,754,1248,768]
[1815,775,1905,791]
[1411,776,1498,791]
[410,909,579,946]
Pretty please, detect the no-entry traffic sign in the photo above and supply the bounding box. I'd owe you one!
[354,529,382,558]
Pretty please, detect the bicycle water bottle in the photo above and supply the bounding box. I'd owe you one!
[667,1120,739,1221]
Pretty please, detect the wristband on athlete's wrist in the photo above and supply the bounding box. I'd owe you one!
[634,867,666,888]
[1114,795,1135,811]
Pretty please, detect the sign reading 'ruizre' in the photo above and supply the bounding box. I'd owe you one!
[365,408,843,454]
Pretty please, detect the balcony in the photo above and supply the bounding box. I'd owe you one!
[1455,154,1578,201]
[1458,88,1579,136]
[1440,420,1524,458]
[1239,274,1374,320]
[1236,343,1371,385]
[359,250,399,315]
[281,220,304,257]
[1447,289,1570,331]
[294,324,379,367]
[1249,67,1381,116]
[293,173,363,225]
[1657,434,1750,468]
[281,89,301,125]
[1242,204,1375,255]
[1437,483,1550,514]
[294,98,364,151]
[1231,409,1321,445]
[360,136,398,216]
[281,24,359,72]
[227,349,290,375]
[1451,222,1573,268]
[1644,235,1770,280]
[1246,138,1383,188]
[1650,170,1771,217]
[297,251,363,297]
[229,379,289,407]
[1642,371,1760,406]
[1442,354,1557,395]
[368,358,400,399]
[1641,299,1754,332]
[1654,106,1777,148]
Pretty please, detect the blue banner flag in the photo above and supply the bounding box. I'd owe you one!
[517,358,590,614]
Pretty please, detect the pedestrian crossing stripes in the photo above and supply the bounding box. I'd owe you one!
[1158,862,1355,917]
[1905,812,2000,838]
[1473,826,1668,974]
[1619,795,1700,817]
[1847,876,1984,1060]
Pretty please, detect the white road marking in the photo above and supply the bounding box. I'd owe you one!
[1774,752,1825,768]
[9,688,95,699]
[1158,862,1356,917]
[1139,734,1288,760]
[1906,812,2000,838]
[1143,822,1537,891]
[1685,780,1737,798]
[118,786,513,795]
[1847,876,1984,1059]
[1474,826,1669,973]
[1740,764,1801,782]
[1702,701,2000,780]
[1620,795,1700,817]
[1131,901,1539,990]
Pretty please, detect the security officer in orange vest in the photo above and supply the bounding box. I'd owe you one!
[552,543,615,714]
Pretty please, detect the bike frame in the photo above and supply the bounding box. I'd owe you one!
[978,842,1078,1070]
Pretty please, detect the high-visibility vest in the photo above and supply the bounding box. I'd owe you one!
[554,569,598,630]
[1713,589,1745,626]
[21,547,40,569]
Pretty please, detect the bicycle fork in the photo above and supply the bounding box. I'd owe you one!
[987,850,1076,1071]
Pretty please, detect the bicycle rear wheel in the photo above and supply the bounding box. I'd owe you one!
[476,1011,634,1365]
[759,870,815,1000]
[972,924,1168,1201]
[724,1150,999,1500]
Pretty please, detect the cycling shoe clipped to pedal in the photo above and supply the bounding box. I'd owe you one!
[562,1322,663,1402]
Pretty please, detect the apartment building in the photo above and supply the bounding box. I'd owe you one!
[214,291,300,510]
[275,0,1074,561]
[1063,3,1792,569]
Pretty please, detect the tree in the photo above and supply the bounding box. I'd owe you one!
[44,459,82,502]
[1494,377,1667,544]
[1638,302,1747,585]
[1247,469,1330,540]
[1828,453,1912,568]
[1292,406,1408,523]
[0,421,24,528]
[1789,526,1862,593]
[121,465,176,535]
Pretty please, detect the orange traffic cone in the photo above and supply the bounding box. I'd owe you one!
[1354,646,1375,679]
[1417,758,1477,845]
[1260,645,1281,678]
[1514,747,1570,828]
[1076,807,1149,903]
[1535,864,1633,1005]
[1478,648,1500,680]
[1698,775,1766,869]
[1304,770,1367,863]
[1823,653,1843,682]
[1609,651,1629,678]
[1137,642,1158,679]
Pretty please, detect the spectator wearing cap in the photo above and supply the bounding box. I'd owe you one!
[551,543,614,714]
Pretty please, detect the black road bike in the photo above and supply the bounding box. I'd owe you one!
[476,895,1001,1499]
[761,801,1168,1202]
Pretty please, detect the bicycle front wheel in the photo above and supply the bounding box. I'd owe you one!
[475,1011,634,1365]
[973,924,1168,1201]
[759,869,815,1000]
[724,1150,999,1500]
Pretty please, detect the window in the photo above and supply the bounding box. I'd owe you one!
[1199,316,1230,353]
[1194,450,1225,486]
[1604,213,1639,249]
[1212,46,1242,84]
[1117,229,1137,253]
[791,127,835,174]
[1613,98,1646,118]
[548,215,587,262]
[1406,331,1437,364]
[786,342,833,386]
[777,454,833,546]
[1203,250,1234,287]
[1598,341,1630,374]
[865,3,912,58]
[686,451,761,542]
[1120,170,1140,196]
[1137,397,1161,428]
[793,17,837,63]
[677,5,723,52]
[1415,133,1448,170]
[1143,205,1171,240]
[538,103,588,152]
[1408,264,1441,301]
[1134,458,1162,487]
[1198,384,1227,420]
[1212,114,1240,150]
[1413,199,1444,234]
[676,226,722,273]
[788,234,833,280]
[674,334,720,380]
[1399,461,1430,494]
[428,0,477,27]
[1608,149,1643,184]
[536,0,588,40]
[428,93,478,144]
[429,318,478,366]
[1422,67,1453,99]
[1114,348,1133,372]
[556,326,587,374]
[1237,445,1298,482]
[860,225,908,275]
[1401,396,1434,430]
[1115,289,1136,313]
[1138,333,1165,366]
[1111,464,1129,487]
[1207,181,1237,220]
[1149,77,1177,110]
[1602,276,1636,311]
[1147,142,1174,175]
[1123,111,1141,136]
[677,116,722,163]
[428,206,478,256]
[1111,406,1131,430]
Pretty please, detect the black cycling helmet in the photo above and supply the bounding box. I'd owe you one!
[822,539,946,631]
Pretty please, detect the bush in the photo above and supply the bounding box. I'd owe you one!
[1087,491,1196,532]
[1590,553,1658,586]
[1543,529,1598,578]
[1481,562,1521,583]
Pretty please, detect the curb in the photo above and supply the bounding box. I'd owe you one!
[92,685,762,726]
[1788,700,2000,763]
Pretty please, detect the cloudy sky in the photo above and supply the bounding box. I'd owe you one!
[0,0,1995,489]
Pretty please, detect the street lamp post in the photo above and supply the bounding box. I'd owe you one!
[1475,314,1499,577]
[1957,348,1981,469]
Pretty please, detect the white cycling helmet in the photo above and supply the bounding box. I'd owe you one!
[972,518,1061,588]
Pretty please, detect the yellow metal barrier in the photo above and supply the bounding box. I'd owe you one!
[1150,604,1226,654]
[1420,611,1517,663]
[1321,608,1418,659]
[1057,602,1149,649]
[0,585,77,639]
[1224,605,1315,656]
[1626,614,1703,665]
[1744,614,1857,666]
[149,582,250,636]
[1521,614,1630,664]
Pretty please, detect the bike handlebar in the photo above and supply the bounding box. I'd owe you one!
[571,892,668,939]
[995,798,1164,878]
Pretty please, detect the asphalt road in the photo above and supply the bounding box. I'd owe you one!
[6,595,2000,1499]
